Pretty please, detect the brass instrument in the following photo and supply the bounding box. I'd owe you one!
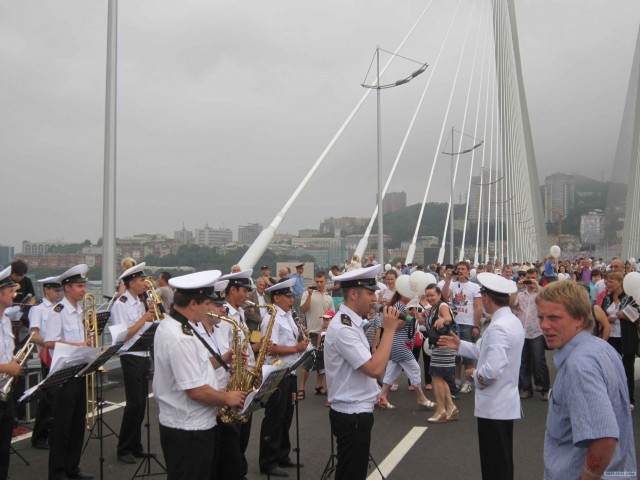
[144,279,165,321]
[211,302,279,424]
[0,332,36,402]
[83,292,99,429]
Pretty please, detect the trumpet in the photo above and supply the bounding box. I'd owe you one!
[83,293,99,429]
[144,279,165,321]
[0,332,35,402]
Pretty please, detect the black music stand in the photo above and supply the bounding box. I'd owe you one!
[77,344,122,480]
[240,368,290,418]
[127,323,166,479]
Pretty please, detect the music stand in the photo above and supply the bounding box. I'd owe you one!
[127,323,166,479]
[240,368,289,418]
[78,344,123,480]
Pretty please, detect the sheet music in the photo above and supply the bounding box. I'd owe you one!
[239,390,259,415]
[50,344,100,376]
[109,323,128,345]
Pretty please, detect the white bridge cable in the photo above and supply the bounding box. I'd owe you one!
[354,0,460,260]
[458,2,489,262]
[237,1,435,269]
[485,54,496,264]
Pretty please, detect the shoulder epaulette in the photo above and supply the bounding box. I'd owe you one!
[119,295,128,303]
[34,299,43,306]
[341,314,352,327]
[182,323,193,336]
[53,303,64,313]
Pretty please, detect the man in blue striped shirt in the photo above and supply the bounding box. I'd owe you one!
[536,281,636,480]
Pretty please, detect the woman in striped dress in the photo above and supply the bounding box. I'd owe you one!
[377,291,435,410]
[423,284,458,423]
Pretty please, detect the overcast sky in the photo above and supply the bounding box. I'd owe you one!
[2,0,639,252]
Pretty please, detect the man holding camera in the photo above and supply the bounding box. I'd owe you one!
[513,268,550,401]
[441,261,482,394]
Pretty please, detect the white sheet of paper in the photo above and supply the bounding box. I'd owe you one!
[623,305,639,322]
[108,323,128,345]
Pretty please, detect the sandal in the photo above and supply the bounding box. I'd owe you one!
[390,383,399,392]
[297,390,306,400]
[315,387,327,395]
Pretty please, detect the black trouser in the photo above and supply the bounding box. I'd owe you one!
[216,415,252,479]
[0,398,15,480]
[118,355,150,456]
[49,377,86,480]
[329,409,374,480]
[259,374,296,471]
[32,364,52,446]
[477,417,514,480]
[622,352,635,405]
[159,424,215,480]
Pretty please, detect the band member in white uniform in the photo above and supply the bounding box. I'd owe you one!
[216,269,256,480]
[44,264,94,480]
[0,267,22,480]
[438,272,523,480]
[153,270,246,479]
[259,278,309,477]
[325,265,404,480]
[111,262,156,464]
[29,275,62,450]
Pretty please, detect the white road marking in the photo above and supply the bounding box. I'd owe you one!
[366,426,428,480]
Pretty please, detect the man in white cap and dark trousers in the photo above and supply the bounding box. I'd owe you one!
[29,275,63,450]
[216,269,256,480]
[0,266,23,480]
[438,272,524,480]
[153,270,246,479]
[111,262,156,464]
[259,278,309,477]
[324,265,405,480]
[44,264,94,480]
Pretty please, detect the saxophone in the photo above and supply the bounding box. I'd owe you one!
[211,303,278,424]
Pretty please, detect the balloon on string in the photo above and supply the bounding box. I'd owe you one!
[623,272,640,299]
[549,245,561,258]
[423,272,437,286]
[385,263,392,272]
[395,274,414,298]
[409,271,430,295]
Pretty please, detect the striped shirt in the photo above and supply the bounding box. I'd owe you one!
[389,301,414,363]
[544,331,636,479]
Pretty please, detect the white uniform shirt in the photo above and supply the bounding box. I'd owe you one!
[153,314,219,430]
[458,306,524,420]
[28,298,54,344]
[0,313,15,390]
[44,297,85,344]
[325,304,379,414]
[111,292,151,358]
[260,305,300,368]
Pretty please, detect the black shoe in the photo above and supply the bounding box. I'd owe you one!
[262,467,289,477]
[32,440,49,450]
[117,454,137,465]
[279,459,304,468]
[133,450,155,458]
[67,472,94,479]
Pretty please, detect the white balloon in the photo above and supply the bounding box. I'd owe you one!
[409,271,430,295]
[623,272,640,299]
[424,273,437,286]
[395,274,414,298]
[549,245,561,258]
[385,263,392,272]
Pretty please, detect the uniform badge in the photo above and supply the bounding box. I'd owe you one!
[340,314,352,327]
[34,299,43,306]
[119,295,127,303]
[54,303,64,313]
[182,323,193,336]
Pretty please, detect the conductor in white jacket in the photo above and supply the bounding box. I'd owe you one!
[438,272,524,480]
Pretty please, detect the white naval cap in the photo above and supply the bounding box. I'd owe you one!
[220,269,254,290]
[264,278,296,297]
[119,262,146,281]
[477,272,517,295]
[211,280,229,304]
[37,276,62,289]
[169,270,222,296]
[0,266,16,289]
[332,264,382,291]
[58,264,89,285]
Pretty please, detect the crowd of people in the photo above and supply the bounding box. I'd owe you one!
[0,253,636,479]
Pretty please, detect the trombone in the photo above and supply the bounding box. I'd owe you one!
[83,293,99,429]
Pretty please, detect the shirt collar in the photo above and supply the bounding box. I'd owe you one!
[62,296,82,314]
[126,290,140,305]
[338,304,363,327]
[553,330,590,370]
